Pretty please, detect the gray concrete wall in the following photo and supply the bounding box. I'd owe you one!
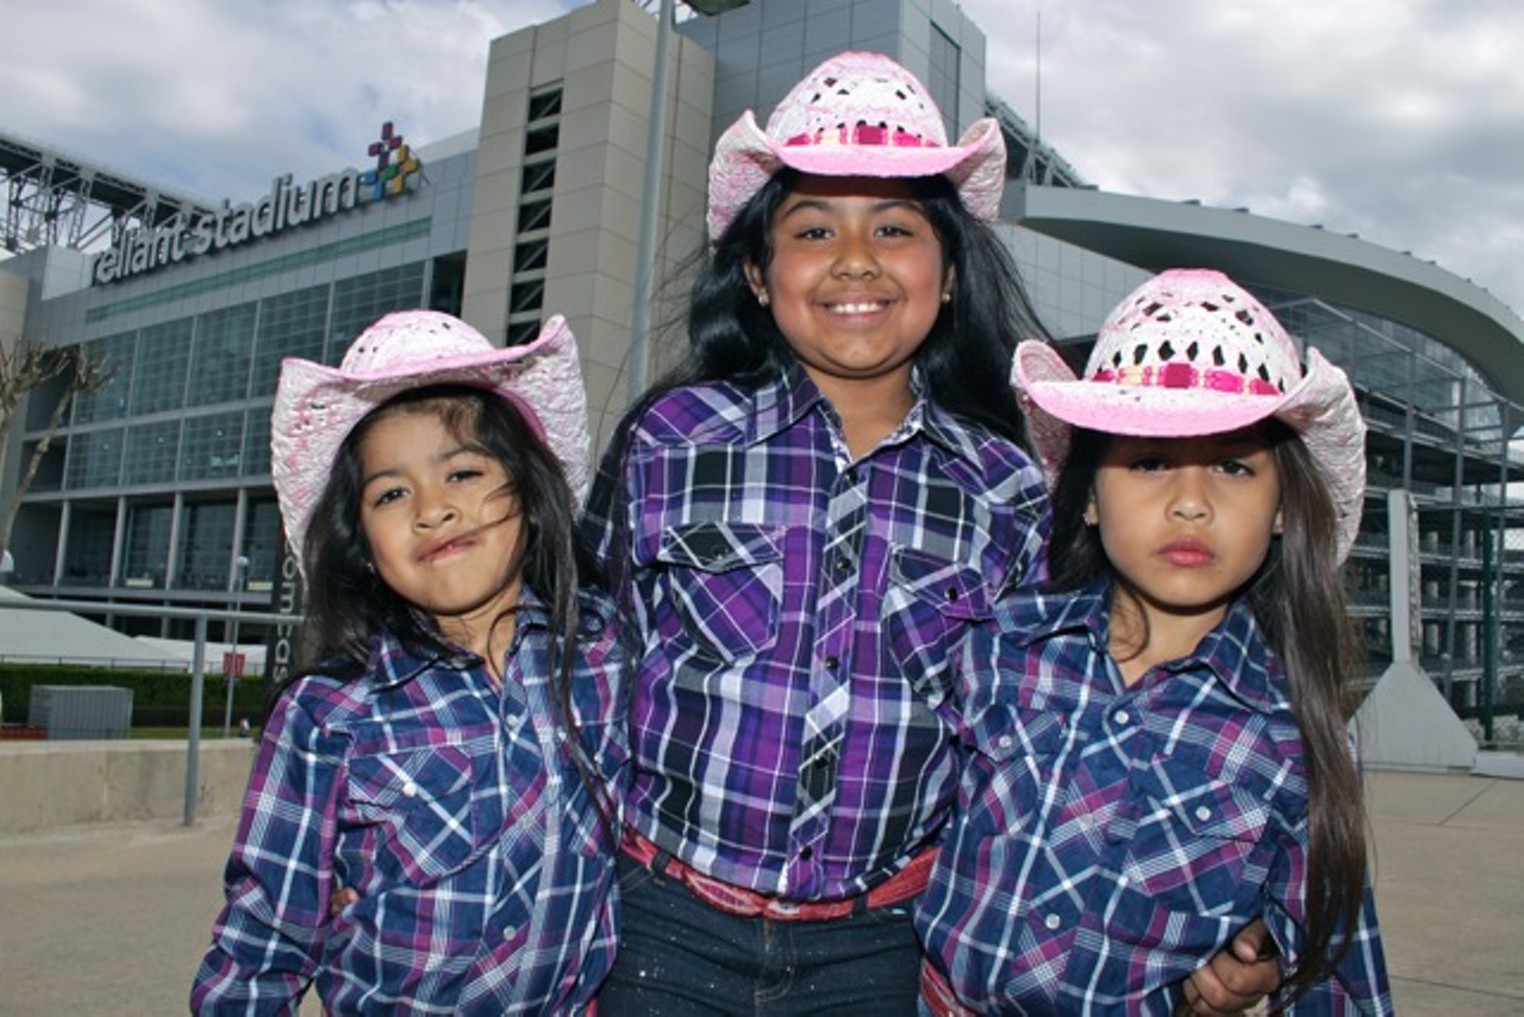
[0,739,255,835]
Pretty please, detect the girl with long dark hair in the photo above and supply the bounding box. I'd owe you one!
[917,269,1391,1014]
[193,312,625,1014]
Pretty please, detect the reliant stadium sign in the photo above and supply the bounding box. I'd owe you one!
[92,122,421,287]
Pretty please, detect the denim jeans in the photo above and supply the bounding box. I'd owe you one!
[596,853,923,1016]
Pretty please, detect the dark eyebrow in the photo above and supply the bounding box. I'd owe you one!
[775,196,926,222]
[360,443,477,491]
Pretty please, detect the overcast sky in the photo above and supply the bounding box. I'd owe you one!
[5,0,1521,316]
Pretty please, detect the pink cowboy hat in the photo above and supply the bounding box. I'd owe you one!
[1013,269,1367,561]
[271,311,590,565]
[706,50,1007,240]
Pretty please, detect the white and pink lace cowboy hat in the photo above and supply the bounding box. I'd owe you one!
[706,50,1007,240]
[1013,269,1366,561]
[271,311,590,563]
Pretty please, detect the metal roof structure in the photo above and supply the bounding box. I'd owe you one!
[1013,183,1524,406]
[0,130,213,256]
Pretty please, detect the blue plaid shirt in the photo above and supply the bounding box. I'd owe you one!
[917,581,1392,1014]
[191,590,628,1015]
[583,365,1047,900]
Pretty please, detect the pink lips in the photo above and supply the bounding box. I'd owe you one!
[1159,538,1214,567]
[419,535,473,563]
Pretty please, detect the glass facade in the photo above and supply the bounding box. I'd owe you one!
[926,26,961,138]
[188,302,257,406]
[130,319,192,415]
[6,0,1517,733]
[180,412,247,482]
[28,259,434,617]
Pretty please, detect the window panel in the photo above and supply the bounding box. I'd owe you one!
[65,428,124,490]
[528,89,562,121]
[255,284,330,389]
[181,411,246,480]
[330,263,427,351]
[125,419,182,486]
[189,302,257,405]
[122,503,174,588]
[243,411,272,477]
[130,319,193,414]
[71,333,135,424]
[175,501,237,591]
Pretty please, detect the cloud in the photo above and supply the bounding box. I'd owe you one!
[964,0,1524,311]
[4,0,1521,316]
[0,0,573,200]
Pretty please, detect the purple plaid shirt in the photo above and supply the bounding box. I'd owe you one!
[191,590,627,1015]
[918,582,1393,1014]
[583,366,1047,900]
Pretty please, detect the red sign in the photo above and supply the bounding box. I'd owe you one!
[222,652,247,677]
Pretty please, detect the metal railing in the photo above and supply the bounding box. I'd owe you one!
[0,596,300,825]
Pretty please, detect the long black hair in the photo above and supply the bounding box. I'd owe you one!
[1047,423,1369,1007]
[586,169,1050,556]
[287,384,617,836]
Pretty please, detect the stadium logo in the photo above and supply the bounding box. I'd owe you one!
[92,122,422,286]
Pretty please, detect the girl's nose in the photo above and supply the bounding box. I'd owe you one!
[832,233,880,279]
[1169,470,1211,521]
[413,493,458,530]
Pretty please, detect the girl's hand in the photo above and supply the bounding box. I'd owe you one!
[1176,919,1279,1015]
[330,886,360,917]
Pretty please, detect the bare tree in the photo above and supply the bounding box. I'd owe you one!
[0,342,113,561]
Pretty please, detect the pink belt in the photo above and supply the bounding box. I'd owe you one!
[621,829,936,922]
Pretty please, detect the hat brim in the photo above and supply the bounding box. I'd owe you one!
[1012,340,1367,561]
[706,111,1006,239]
[271,315,589,564]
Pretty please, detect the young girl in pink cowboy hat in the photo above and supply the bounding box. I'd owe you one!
[192,311,627,1015]
[917,269,1393,1014]
[584,49,1276,1014]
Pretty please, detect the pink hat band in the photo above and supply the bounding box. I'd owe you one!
[1091,363,1283,397]
[782,122,945,151]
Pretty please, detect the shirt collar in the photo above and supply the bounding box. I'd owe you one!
[743,362,980,464]
[1188,596,1284,714]
[1008,579,1285,714]
[365,588,556,691]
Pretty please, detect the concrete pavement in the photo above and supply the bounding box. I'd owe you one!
[0,768,1518,1015]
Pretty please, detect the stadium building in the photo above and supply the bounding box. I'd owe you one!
[2,0,1520,747]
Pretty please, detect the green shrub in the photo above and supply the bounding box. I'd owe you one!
[0,663,270,728]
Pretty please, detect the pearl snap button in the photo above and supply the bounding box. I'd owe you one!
[402,781,418,798]
[1044,913,1061,931]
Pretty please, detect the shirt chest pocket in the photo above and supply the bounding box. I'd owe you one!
[655,521,785,661]
[347,743,485,884]
[1121,760,1273,913]
[883,546,992,700]
[960,700,1067,834]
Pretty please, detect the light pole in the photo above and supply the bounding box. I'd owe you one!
[627,0,750,404]
[222,554,250,738]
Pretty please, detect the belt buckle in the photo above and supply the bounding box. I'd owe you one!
[765,899,803,920]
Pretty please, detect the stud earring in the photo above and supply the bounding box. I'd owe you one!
[941,291,952,304]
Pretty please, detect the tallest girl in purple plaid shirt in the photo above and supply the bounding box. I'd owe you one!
[585,53,1278,1015]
